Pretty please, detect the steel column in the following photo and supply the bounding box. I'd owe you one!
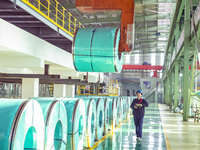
[169,71,173,109]
[164,79,167,104]
[183,0,190,121]
[165,77,170,105]
[174,22,180,112]
[174,61,179,112]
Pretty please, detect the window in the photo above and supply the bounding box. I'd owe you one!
[133,90,136,96]
[151,53,155,65]
[125,54,130,64]
[143,81,151,89]
[126,89,130,96]
[161,53,164,66]
[135,54,139,64]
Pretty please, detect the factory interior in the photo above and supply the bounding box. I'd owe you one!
[0,0,200,149]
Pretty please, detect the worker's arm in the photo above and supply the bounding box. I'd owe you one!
[135,103,142,107]
[130,99,136,109]
[142,99,148,107]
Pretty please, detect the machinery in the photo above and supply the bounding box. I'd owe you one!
[77,80,119,96]
[73,0,135,73]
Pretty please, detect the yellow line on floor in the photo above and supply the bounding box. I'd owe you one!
[158,104,171,150]
[88,119,129,150]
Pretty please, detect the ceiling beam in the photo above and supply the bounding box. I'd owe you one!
[62,4,76,9]
[136,26,169,31]
[134,46,165,51]
[131,51,164,54]
[79,16,120,24]
[135,30,169,33]
[0,15,34,18]
[135,39,168,42]
[123,65,163,70]
[135,0,176,4]
[0,73,60,79]
[135,14,170,21]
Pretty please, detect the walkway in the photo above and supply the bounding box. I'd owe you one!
[92,103,167,150]
[91,103,200,150]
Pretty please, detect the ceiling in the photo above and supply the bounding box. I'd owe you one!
[0,0,177,83]
[63,0,175,81]
[1,0,200,84]
[61,0,176,55]
[0,0,176,55]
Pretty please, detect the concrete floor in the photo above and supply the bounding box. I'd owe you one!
[90,103,200,150]
[159,104,200,150]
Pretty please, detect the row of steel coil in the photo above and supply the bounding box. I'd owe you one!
[0,96,134,150]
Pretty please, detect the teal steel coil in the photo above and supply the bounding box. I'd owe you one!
[126,97,131,118]
[117,97,123,124]
[115,97,120,127]
[108,97,116,130]
[81,98,96,148]
[120,97,124,121]
[102,138,109,150]
[130,97,134,116]
[103,97,109,135]
[0,99,45,150]
[73,28,95,72]
[72,28,123,73]
[114,127,123,149]
[124,97,128,120]
[30,97,67,150]
[92,97,104,140]
[57,98,86,150]
[0,96,133,150]
[122,97,127,121]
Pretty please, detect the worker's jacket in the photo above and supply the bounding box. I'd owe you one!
[130,98,148,117]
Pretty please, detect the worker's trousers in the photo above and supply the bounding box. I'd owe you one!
[134,116,144,138]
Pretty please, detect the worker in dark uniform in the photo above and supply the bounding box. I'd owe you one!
[130,90,148,142]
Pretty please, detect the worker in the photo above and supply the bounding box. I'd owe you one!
[130,90,148,142]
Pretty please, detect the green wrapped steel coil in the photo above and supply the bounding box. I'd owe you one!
[103,98,109,135]
[115,97,120,127]
[30,97,67,150]
[81,98,96,148]
[126,97,131,118]
[124,97,128,120]
[57,98,86,150]
[117,97,123,124]
[108,97,116,131]
[116,97,123,126]
[72,28,123,73]
[92,97,104,140]
[102,138,109,150]
[121,97,126,121]
[0,99,45,150]
[130,97,134,116]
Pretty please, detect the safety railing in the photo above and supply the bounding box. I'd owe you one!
[143,85,157,99]
[77,85,118,96]
[21,0,84,37]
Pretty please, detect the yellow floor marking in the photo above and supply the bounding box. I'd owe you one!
[158,104,171,150]
[88,119,129,150]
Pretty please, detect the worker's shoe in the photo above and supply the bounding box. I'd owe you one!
[137,137,141,142]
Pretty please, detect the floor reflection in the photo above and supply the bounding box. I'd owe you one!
[93,103,167,150]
